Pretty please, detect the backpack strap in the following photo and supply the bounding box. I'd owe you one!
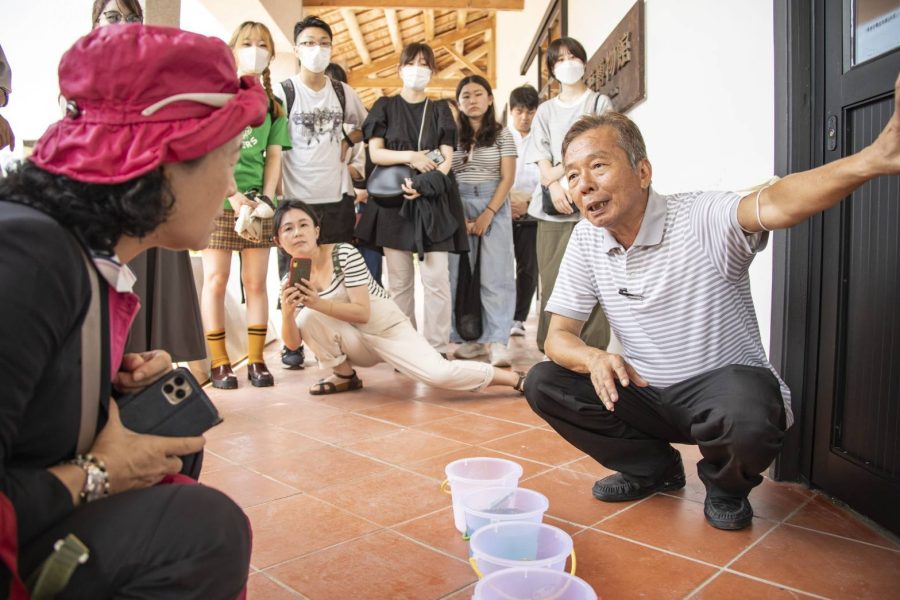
[330,77,347,121]
[280,78,296,115]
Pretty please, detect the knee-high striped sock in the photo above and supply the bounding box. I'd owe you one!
[248,324,267,365]
[206,329,229,369]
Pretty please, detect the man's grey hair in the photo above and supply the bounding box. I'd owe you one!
[561,112,648,170]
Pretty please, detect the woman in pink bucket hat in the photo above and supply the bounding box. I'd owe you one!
[0,25,266,598]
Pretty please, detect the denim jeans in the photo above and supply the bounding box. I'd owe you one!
[449,180,516,345]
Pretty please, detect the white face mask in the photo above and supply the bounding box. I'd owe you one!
[554,59,585,85]
[400,65,432,90]
[298,45,332,74]
[236,46,270,75]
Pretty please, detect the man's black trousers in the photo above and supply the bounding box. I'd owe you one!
[524,361,787,498]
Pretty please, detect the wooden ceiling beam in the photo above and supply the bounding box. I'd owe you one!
[304,1,523,9]
[442,45,488,79]
[455,10,467,53]
[347,17,491,79]
[348,76,463,89]
[384,9,403,53]
[340,9,373,65]
[436,45,488,77]
[423,9,436,41]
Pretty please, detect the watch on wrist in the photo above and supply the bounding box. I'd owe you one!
[68,453,109,503]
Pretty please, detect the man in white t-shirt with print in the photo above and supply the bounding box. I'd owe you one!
[275,16,367,245]
[524,91,900,531]
[275,16,368,369]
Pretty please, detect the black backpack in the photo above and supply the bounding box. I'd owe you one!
[280,76,347,119]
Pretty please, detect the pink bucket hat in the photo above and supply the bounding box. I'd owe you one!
[30,24,268,184]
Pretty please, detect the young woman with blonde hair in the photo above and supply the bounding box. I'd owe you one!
[201,21,291,389]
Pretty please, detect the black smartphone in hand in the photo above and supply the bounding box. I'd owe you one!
[289,257,312,287]
[117,368,222,437]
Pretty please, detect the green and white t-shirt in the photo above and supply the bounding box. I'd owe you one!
[227,105,292,210]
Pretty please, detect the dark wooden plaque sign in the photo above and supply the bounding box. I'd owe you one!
[585,0,645,112]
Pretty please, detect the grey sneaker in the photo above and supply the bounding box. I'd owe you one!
[281,345,305,370]
[454,342,488,359]
[490,342,511,367]
[510,321,526,337]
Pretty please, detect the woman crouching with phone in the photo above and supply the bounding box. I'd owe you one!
[276,200,525,395]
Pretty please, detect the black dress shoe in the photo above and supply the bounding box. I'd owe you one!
[281,345,305,370]
[210,364,238,389]
[592,453,686,502]
[704,495,753,530]
[248,362,274,387]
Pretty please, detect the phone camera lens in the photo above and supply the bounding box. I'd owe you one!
[174,377,185,386]
[175,389,186,399]
[163,384,174,394]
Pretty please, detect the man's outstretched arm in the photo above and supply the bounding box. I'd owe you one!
[739,73,900,233]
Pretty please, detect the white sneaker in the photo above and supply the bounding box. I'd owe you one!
[455,342,488,359]
[490,343,511,367]
[510,321,526,337]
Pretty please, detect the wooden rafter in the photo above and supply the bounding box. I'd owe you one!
[347,18,491,80]
[340,9,372,64]
[304,0,523,8]
[455,10,467,53]
[443,45,488,80]
[384,9,403,53]
[423,9,435,41]
[436,45,488,77]
[348,76,463,89]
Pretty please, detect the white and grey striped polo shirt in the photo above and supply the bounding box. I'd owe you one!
[546,188,793,426]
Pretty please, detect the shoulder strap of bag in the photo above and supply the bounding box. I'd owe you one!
[331,244,343,277]
[280,79,296,115]
[71,237,109,454]
[330,77,347,120]
[417,99,430,151]
[592,92,601,114]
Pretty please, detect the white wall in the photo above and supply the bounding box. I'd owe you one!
[497,0,776,353]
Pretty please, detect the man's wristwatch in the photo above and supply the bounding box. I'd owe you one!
[68,454,110,503]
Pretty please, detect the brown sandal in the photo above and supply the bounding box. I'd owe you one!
[309,370,363,395]
[514,371,527,394]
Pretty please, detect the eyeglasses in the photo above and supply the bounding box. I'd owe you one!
[295,41,332,49]
[99,11,143,24]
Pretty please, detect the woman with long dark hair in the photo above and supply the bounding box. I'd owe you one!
[0,25,266,597]
[354,42,467,357]
[450,75,518,367]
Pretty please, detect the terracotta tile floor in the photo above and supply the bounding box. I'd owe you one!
[198,329,900,599]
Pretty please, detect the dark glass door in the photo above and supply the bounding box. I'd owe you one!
[813,0,900,533]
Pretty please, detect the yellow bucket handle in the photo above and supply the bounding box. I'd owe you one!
[468,550,576,579]
[469,557,484,579]
[440,479,452,494]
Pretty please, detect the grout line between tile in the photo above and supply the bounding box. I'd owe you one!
[682,493,818,599]
[584,528,725,571]
[252,570,307,599]
[778,522,900,554]
[388,528,474,566]
[258,526,389,572]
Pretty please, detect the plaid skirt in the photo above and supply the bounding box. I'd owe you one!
[207,209,274,251]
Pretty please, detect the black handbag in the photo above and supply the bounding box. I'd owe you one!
[455,238,483,342]
[541,183,578,216]
[367,99,430,199]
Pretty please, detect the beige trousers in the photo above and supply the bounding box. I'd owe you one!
[382,248,452,352]
[297,301,494,392]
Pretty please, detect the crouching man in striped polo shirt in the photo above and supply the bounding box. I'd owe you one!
[524,80,900,531]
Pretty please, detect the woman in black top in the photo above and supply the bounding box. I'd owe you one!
[355,42,467,355]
